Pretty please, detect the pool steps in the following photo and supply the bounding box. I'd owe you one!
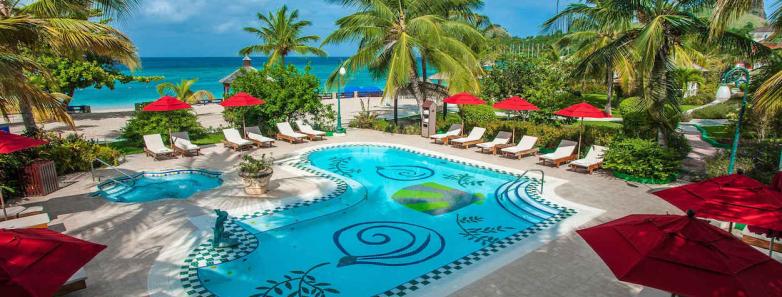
[495,178,560,224]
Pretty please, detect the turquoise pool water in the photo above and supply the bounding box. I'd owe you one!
[97,170,222,203]
[194,146,570,297]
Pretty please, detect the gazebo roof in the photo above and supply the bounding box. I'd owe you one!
[219,66,257,84]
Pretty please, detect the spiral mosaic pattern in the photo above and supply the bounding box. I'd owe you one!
[375,165,435,181]
[333,221,446,267]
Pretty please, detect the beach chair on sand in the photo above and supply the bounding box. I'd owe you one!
[245,126,275,148]
[500,136,539,159]
[143,134,175,160]
[451,127,486,149]
[171,132,201,156]
[476,131,512,154]
[569,145,608,174]
[296,120,327,141]
[222,129,254,151]
[276,122,307,143]
[430,124,462,145]
[539,140,578,167]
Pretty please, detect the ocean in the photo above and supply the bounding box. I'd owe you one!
[70,57,386,111]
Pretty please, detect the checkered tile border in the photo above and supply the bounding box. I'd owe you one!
[179,143,576,297]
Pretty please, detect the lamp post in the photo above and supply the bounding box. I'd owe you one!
[337,65,346,133]
[720,66,751,174]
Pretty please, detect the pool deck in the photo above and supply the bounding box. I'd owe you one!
[19,129,685,297]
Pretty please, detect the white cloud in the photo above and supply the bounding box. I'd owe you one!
[142,0,207,23]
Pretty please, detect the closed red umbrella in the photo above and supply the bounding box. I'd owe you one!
[493,96,539,142]
[0,228,106,297]
[653,174,782,231]
[578,211,782,297]
[443,92,486,132]
[142,96,191,112]
[221,92,265,133]
[0,132,48,218]
[555,102,611,156]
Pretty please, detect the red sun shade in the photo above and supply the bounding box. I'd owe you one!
[554,102,610,118]
[0,131,47,154]
[143,96,192,112]
[493,96,540,111]
[653,174,782,231]
[578,213,782,297]
[221,92,265,107]
[0,228,106,297]
[443,92,486,105]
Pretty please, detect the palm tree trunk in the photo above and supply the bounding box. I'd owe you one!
[605,68,614,116]
[420,54,428,101]
[394,92,399,125]
[408,68,426,118]
[19,101,38,134]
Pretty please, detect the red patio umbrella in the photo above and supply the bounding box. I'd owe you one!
[0,228,106,297]
[142,96,193,143]
[0,132,48,219]
[578,211,782,297]
[555,102,610,157]
[493,96,539,142]
[443,92,486,133]
[653,174,782,231]
[221,92,265,133]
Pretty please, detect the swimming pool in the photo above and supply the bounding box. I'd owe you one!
[96,169,222,203]
[182,145,576,297]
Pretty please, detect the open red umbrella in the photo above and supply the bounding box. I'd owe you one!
[578,211,782,297]
[493,96,539,142]
[443,92,486,133]
[0,132,48,219]
[221,92,265,133]
[0,228,106,297]
[142,96,191,112]
[653,174,782,231]
[555,102,611,157]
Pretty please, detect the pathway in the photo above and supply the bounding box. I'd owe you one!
[679,124,721,173]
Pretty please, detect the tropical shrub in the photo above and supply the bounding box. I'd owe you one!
[619,97,682,139]
[603,138,681,181]
[36,133,122,175]
[461,105,497,127]
[226,64,334,135]
[705,140,781,183]
[121,110,205,146]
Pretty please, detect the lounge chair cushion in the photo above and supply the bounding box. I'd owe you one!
[430,124,462,139]
[248,133,274,143]
[297,121,326,136]
[452,127,486,143]
[277,123,308,138]
[571,145,608,167]
[223,129,253,146]
[476,131,512,148]
[143,135,173,154]
[173,138,199,150]
[501,136,539,154]
[540,140,578,160]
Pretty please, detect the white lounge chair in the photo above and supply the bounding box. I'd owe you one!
[451,127,486,149]
[143,134,175,160]
[222,129,254,151]
[276,122,307,143]
[569,145,608,174]
[0,205,44,221]
[245,126,275,148]
[296,120,326,141]
[500,135,540,159]
[476,131,513,154]
[171,132,201,156]
[539,140,578,167]
[0,213,50,229]
[430,124,462,144]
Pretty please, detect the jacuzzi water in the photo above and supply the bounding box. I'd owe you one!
[97,170,222,203]
[193,146,571,296]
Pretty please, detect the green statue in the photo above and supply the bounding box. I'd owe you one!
[212,209,239,248]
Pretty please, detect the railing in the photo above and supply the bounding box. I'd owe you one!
[518,169,545,194]
[90,158,136,188]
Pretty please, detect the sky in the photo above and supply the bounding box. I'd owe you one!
[116,0,581,57]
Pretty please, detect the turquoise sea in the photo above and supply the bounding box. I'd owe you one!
[70,57,385,111]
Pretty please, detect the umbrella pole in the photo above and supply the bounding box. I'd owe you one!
[1,189,6,220]
[728,222,734,234]
[770,237,775,257]
[578,117,584,157]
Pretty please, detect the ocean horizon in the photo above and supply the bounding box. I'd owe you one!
[70,57,387,110]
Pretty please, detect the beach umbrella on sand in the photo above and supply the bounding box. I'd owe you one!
[443,92,486,133]
[221,92,265,133]
[493,96,539,142]
[0,228,106,297]
[578,211,782,297]
[554,102,610,157]
[0,131,47,219]
[142,96,192,142]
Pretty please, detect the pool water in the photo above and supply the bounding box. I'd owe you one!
[196,146,570,297]
[97,170,222,203]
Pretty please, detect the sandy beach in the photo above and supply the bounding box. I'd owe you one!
[3,97,425,140]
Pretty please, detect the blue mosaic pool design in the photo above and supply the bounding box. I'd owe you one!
[96,169,222,203]
[180,145,575,297]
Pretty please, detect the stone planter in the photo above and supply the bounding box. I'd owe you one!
[239,169,273,195]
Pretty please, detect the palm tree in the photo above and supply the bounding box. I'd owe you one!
[156,79,215,104]
[0,0,139,133]
[672,67,705,98]
[240,5,326,67]
[547,0,768,144]
[323,0,485,112]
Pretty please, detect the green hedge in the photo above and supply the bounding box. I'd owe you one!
[603,138,682,181]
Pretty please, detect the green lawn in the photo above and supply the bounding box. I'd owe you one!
[681,105,699,112]
[108,132,225,156]
[702,125,731,140]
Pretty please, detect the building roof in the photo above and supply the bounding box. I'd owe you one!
[219,66,257,84]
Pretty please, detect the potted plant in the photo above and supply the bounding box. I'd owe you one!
[238,154,274,195]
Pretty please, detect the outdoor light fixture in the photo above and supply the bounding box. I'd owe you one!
[337,65,347,133]
[715,84,732,102]
[719,66,751,174]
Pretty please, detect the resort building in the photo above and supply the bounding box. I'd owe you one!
[219,55,257,97]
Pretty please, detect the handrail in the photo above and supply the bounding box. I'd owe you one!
[90,158,135,188]
[518,169,545,194]
[94,158,135,180]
